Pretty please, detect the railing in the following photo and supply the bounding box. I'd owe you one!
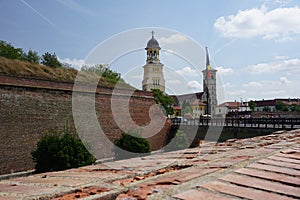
[171,117,300,129]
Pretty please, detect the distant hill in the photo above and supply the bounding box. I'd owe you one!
[0,56,134,89]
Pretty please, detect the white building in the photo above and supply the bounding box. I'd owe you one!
[142,32,165,93]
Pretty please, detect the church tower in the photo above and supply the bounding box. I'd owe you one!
[202,47,217,115]
[142,31,165,93]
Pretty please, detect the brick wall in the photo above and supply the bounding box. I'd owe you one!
[0,76,170,175]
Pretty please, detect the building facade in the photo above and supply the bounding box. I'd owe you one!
[142,32,165,93]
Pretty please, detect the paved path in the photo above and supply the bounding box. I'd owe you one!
[0,129,299,200]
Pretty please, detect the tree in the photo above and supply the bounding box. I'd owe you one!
[31,130,95,173]
[25,49,40,64]
[290,104,300,112]
[248,100,256,111]
[81,64,121,83]
[275,101,289,111]
[151,89,174,116]
[113,130,150,160]
[41,52,62,68]
[263,106,271,112]
[182,100,192,115]
[0,40,25,60]
[164,130,189,152]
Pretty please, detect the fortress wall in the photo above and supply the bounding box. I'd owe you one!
[0,76,170,175]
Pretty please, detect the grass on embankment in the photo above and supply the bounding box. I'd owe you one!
[0,56,134,89]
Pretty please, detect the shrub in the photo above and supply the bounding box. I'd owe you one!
[164,130,189,152]
[31,130,95,173]
[113,130,150,160]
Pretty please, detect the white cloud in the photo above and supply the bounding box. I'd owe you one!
[223,82,233,88]
[246,58,300,74]
[59,58,85,70]
[243,81,262,87]
[214,6,300,41]
[224,76,299,101]
[166,79,182,84]
[279,76,291,84]
[176,66,199,77]
[274,55,289,60]
[216,66,234,75]
[187,80,202,90]
[159,34,187,45]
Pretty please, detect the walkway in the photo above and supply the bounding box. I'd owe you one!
[0,129,299,199]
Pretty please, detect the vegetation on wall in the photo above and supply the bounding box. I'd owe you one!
[0,40,133,89]
[151,89,174,116]
[41,52,62,68]
[31,130,95,173]
[181,100,192,115]
[164,130,189,152]
[81,64,128,86]
[113,130,150,160]
[276,101,300,112]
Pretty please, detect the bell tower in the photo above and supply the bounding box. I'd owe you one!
[202,47,217,115]
[142,31,165,93]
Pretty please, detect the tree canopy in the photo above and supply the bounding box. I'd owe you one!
[248,100,256,111]
[41,52,62,68]
[151,89,174,116]
[0,40,25,60]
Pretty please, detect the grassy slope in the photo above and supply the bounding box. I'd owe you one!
[0,56,134,89]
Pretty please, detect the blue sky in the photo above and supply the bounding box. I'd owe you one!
[1,0,300,102]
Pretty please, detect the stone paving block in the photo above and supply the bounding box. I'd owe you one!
[220,174,300,198]
[0,183,55,195]
[268,155,300,164]
[258,158,300,170]
[44,171,120,180]
[8,176,89,187]
[235,168,300,187]
[0,196,16,200]
[144,167,219,186]
[248,163,300,177]
[174,167,220,182]
[200,181,295,200]
[277,152,300,160]
[173,189,232,200]
[208,155,251,168]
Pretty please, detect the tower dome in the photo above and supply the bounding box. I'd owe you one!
[146,31,160,49]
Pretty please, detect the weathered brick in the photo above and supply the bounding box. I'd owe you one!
[268,155,300,164]
[220,174,300,198]
[258,158,300,170]
[277,152,300,160]
[173,189,232,200]
[248,163,300,177]
[235,168,300,187]
[200,181,294,200]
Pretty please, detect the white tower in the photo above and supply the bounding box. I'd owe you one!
[202,47,217,115]
[142,31,165,93]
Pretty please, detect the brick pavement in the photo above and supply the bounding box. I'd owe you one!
[0,129,299,200]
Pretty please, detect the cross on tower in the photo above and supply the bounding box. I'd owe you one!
[151,30,155,38]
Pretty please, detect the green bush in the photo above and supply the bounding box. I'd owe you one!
[31,130,95,173]
[114,130,150,160]
[164,130,189,152]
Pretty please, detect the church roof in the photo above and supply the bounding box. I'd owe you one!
[146,36,160,49]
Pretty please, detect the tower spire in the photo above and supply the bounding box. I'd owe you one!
[205,46,210,67]
[205,47,211,78]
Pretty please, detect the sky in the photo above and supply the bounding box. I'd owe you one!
[1,0,300,103]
